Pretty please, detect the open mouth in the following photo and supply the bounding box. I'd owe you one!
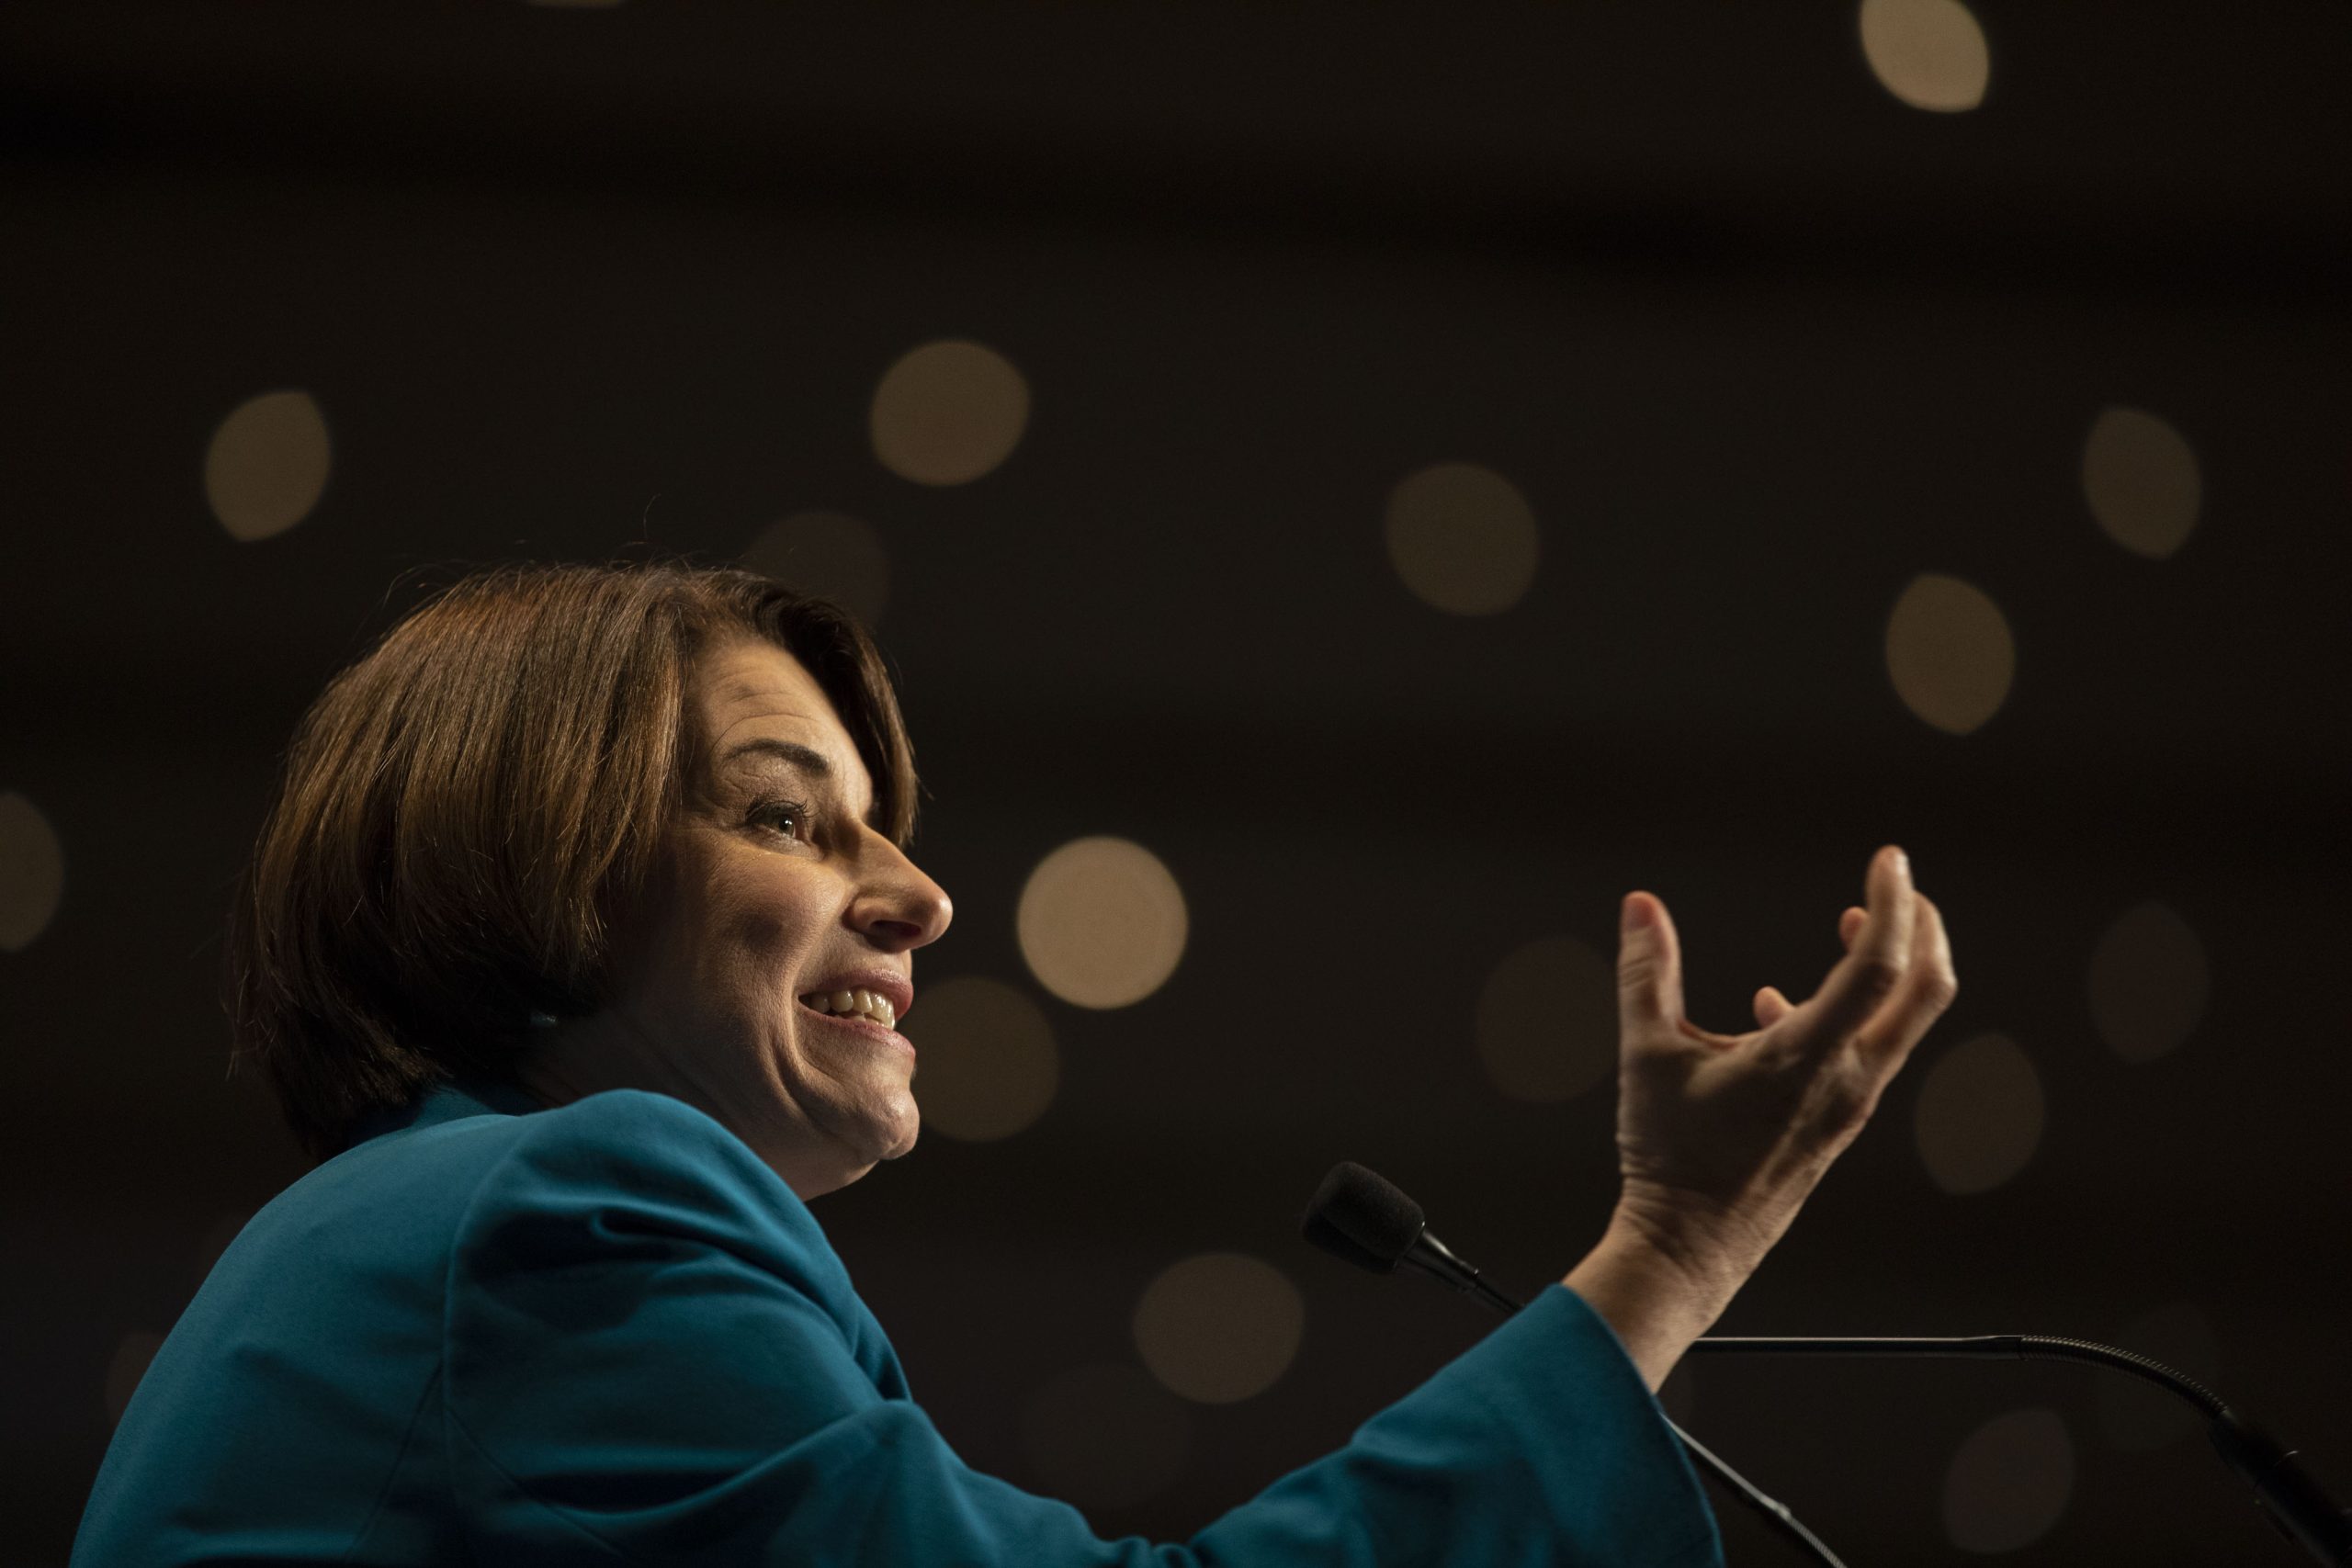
[796,988,905,1043]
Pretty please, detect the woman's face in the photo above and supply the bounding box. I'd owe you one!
[522,637,953,1198]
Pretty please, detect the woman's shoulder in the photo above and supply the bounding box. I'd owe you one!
[477,1085,796,1208]
[437,1085,890,1376]
[350,1077,788,1203]
[249,1078,855,1318]
[449,1086,851,1295]
[499,1082,759,1167]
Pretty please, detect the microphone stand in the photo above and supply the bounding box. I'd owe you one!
[1400,1238,1850,1567]
[1399,1238,2352,1565]
[1688,1336,2352,1566]
[1313,1165,2349,1564]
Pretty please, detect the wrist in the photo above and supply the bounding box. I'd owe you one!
[1561,1215,1750,1392]
[1609,1179,1781,1303]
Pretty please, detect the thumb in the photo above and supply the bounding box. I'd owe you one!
[1615,891,1685,1031]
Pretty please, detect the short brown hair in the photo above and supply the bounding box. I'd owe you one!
[225,562,918,1164]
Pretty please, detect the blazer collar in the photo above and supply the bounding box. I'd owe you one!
[352,1074,546,1145]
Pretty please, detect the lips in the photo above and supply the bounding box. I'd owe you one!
[795,969,913,1026]
[795,995,914,1055]
[798,987,899,1030]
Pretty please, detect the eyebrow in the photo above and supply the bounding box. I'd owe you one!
[718,737,881,829]
[721,738,834,779]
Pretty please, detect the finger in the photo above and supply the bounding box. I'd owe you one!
[1838,906,1867,949]
[1796,846,1917,1051]
[1753,985,1794,1029]
[1858,892,1958,1069]
[1615,891,1687,1032]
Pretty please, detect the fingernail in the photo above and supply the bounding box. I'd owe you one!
[1622,893,1655,932]
[1888,845,1909,877]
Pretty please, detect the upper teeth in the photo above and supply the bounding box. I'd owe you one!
[802,988,896,1029]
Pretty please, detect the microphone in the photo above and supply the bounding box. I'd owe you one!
[1301,1162,1524,1318]
[1304,1161,2352,1567]
[1304,1161,1849,1568]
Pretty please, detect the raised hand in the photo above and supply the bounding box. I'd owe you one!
[1607,844,1958,1294]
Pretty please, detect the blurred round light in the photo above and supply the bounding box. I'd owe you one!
[1860,0,1991,113]
[105,1329,167,1425]
[2099,1302,2221,1451]
[2083,408,2201,559]
[0,791,66,953]
[1018,1363,1191,1510]
[1941,1408,2074,1553]
[1475,934,1616,1104]
[2087,902,2209,1064]
[1914,1032,2044,1195]
[1017,837,1188,1010]
[742,509,891,626]
[1132,1252,1304,1405]
[1385,461,1541,615]
[205,389,330,542]
[1886,572,2014,735]
[870,339,1030,486]
[903,976,1058,1141]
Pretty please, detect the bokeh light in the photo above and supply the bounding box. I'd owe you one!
[903,976,1059,1141]
[1017,836,1188,1010]
[1859,0,1991,113]
[104,1330,166,1426]
[2087,902,2209,1063]
[741,509,891,626]
[2082,407,2201,559]
[1941,1408,2075,1553]
[204,389,331,542]
[1132,1252,1304,1404]
[2098,1302,2221,1451]
[870,339,1030,486]
[1018,1363,1191,1510]
[1885,572,2015,735]
[1913,1032,2044,1195]
[1384,461,1541,615]
[0,791,66,953]
[1475,934,1616,1103]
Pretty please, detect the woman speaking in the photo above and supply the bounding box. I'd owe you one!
[72,563,1956,1566]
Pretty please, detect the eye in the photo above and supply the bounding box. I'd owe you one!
[749,797,812,842]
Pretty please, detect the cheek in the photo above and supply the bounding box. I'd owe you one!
[695,864,838,1003]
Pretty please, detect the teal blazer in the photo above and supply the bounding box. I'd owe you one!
[74,1078,1723,1566]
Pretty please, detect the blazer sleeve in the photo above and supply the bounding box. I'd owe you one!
[443,1089,1723,1568]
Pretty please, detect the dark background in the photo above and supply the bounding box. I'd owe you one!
[4,4,2347,1563]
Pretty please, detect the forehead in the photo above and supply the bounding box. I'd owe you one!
[692,638,875,818]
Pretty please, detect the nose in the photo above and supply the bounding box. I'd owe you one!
[848,835,954,953]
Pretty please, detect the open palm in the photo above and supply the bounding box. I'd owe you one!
[1609,846,1958,1278]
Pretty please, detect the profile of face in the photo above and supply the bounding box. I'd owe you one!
[518,637,953,1199]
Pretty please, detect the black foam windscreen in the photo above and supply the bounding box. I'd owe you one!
[1303,1161,1426,1265]
[1300,1210,1394,1274]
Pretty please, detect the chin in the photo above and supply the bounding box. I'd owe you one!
[830,1095,919,1170]
[876,1111,921,1162]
